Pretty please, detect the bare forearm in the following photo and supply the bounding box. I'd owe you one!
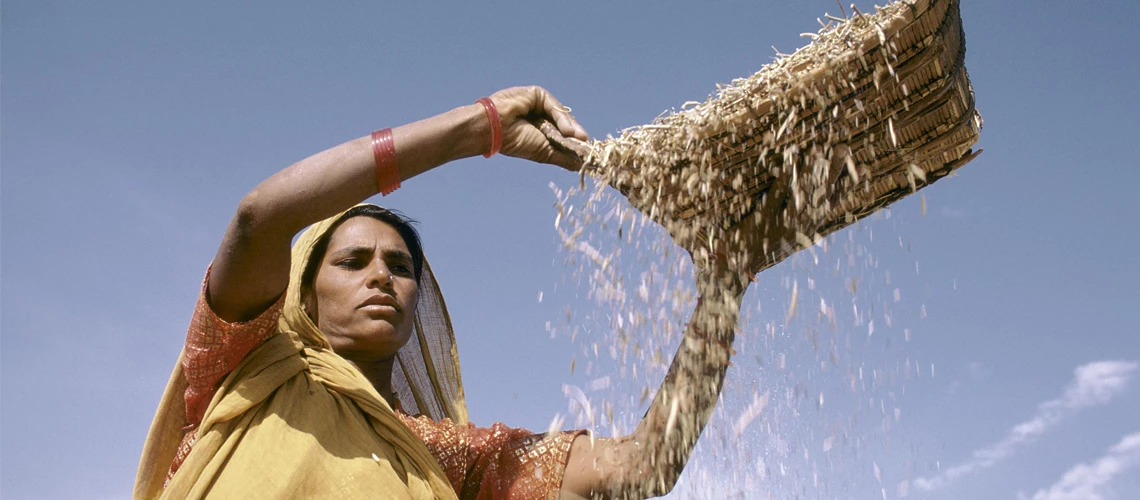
[204,84,587,321]
[562,272,746,498]
[209,104,490,321]
[240,104,487,233]
[629,275,744,496]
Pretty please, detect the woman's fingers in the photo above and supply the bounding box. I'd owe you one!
[490,86,590,170]
[535,87,588,141]
[495,85,587,140]
[520,127,583,172]
[546,147,583,172]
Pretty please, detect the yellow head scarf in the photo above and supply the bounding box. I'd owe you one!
[135,205,466,499]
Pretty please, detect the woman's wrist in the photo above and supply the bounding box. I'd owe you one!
[445,104,494,162]
[388,104,493,182]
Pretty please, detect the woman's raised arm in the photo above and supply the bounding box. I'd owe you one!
[559,185,794,498]
[558,264,748,499]
[207,86,588,322]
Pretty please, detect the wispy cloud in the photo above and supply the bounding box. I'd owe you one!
[915,360,1138,491]
[1022,431,1140,500]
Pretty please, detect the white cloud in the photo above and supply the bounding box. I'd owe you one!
[914,360,1138,492]
[1024,431,1140,500]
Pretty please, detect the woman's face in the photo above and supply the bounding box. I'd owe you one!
[311,216,419,362]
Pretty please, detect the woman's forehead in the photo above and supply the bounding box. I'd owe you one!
[326,217,409,253]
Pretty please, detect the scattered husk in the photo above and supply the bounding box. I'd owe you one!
[548,0,981,273]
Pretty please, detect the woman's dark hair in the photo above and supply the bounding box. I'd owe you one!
[301,206,425,294]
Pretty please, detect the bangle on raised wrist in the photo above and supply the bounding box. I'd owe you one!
[371,128,400,196]
[475,97,501,158]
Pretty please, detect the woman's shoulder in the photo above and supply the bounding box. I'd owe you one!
[183,266,287,426]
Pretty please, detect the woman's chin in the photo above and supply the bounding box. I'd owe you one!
[327,329,410,361]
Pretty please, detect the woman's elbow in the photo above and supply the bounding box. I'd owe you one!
[234,190,267,229]
[603,440,680,498]
[605,469,679,499]
[231,188,289,240]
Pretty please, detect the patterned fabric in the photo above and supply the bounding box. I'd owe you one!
[137,207,458,500]
[167,271,286,482]
[167,271,579,498]
[182,270,286,428]
[166,431,195,485]
[397,412,583,500]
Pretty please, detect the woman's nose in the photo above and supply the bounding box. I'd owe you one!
[367,262,394,289]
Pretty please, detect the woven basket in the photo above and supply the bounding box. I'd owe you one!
[548,0,981,272]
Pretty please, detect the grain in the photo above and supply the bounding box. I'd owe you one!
[542,0,982,494]
[546,0,981,278]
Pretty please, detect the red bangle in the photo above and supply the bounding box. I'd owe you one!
[475,97,501,158]
[371,128,400,196]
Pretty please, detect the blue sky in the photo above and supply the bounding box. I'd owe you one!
[3,1,1139,498]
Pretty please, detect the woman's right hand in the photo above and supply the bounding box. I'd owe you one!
[488,86,589,171]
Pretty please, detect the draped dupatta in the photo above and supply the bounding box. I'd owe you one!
[135,205,468,499]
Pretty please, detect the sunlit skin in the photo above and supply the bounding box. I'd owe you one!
[309,217,419,397]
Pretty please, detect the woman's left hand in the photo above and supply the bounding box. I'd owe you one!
[489,86,589,171]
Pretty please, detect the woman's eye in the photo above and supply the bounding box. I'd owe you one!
[391,263,412,275]
[336,259,365,270]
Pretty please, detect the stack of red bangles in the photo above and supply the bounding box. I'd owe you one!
[371,97,502,196]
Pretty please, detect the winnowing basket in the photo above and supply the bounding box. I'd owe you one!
[551,0,981,272]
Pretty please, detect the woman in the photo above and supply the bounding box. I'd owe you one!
[135,86,756,499]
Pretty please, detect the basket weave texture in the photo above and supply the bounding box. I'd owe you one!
[553,0,981,272]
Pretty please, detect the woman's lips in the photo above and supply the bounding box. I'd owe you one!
[359,295,400,315]
[360,295,398,309]
[360,303,399,315]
